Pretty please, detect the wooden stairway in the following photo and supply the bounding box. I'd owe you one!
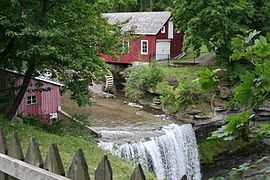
[104,75,114,92]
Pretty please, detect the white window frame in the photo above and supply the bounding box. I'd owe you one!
[141,40,148,55]
[161,26,166,33]
[27,95,37,105]
[122,39,130,50]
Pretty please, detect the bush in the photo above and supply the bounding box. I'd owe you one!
[156,77,203,114]
[123,62,164,100]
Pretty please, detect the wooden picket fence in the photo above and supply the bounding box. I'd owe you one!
[0,128,146,180]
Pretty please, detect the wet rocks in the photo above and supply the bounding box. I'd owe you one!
[128,102,143,109]
[254,101,270,122]
[194,113,214,120]
[149,104,162,110]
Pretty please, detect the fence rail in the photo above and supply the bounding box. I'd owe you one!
[0,128,146,180]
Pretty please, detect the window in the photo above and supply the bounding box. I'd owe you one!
[27,95,37,105]
[122,39,130,53]
[141,40,148,54]
[161,26,166,33]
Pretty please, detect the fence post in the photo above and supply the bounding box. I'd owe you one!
[129,164,146,180]
[25,137,43,168]
[8,132,24,161]
[0,128,7,180]
[66,149,90,180]
[0,128,7,154]
[8,132,24,180]
[44,144,65,176]
[95,155,112,180]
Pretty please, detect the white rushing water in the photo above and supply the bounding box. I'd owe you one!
[99,124,201,180]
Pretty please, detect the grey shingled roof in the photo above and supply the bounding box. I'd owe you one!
[102,11,171,35]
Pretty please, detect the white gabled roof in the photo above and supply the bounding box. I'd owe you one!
[5,69,63,86]
[34,77,63,86]
[103,11,171,35]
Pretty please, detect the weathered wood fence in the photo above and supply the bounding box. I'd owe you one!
[0,128,146,180]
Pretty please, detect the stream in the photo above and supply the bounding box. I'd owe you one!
[90,96,201,180]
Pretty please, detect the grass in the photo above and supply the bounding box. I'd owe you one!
[176,45,209,62]
[0,119,156,179]
[159,65,204,82]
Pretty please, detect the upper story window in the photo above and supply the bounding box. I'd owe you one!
[122,39,130,51]
[141,40,148,54]
[27,95,37,105]
[161,26,166,33]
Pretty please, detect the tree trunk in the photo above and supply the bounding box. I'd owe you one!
[0,38,15,63]
[5,58,36,120]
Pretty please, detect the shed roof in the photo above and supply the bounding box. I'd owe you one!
[5,69,63,86]
[102,11,171,35]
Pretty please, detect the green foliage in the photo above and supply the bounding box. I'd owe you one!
[257,124,270,138]
[0,0,123,107]
[231,31,270,108]
[100,0,173,12]
[156,81,179,113]
[124,62,164,100]
[210,111,254,141]
[206,31,270,149]
[198,68,219,92]
[199,138,249,164]
[156,77,202,113]
[173,0,255,60]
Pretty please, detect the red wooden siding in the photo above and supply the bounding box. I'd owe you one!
[16,79,61,122]
[156,21,169,39]
[171,32,184,58]
[156,20,184,58]
[102,17,184,63]
[101,36,156,64]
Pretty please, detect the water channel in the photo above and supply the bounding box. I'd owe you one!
[90,96,201,180]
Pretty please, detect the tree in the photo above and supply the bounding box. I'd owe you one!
[172,0,255,61]
[231,31,270,108]
[100,0,139,12]
[100,0,173,12]
[0,0,122,120]
[250,0,270,34]
[206,31,270,141]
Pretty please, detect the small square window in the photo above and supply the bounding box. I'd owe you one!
[122,39,130,51]
[27,95,37,105]
[141,40,148,54]
[161,26,166,33]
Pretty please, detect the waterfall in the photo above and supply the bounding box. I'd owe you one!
[99,124,201,180]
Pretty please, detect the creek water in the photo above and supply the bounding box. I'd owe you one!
[90,96,201,180]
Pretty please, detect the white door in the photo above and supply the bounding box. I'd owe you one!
[156,41,171,60]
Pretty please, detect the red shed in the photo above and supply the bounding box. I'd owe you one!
[101,11,184,64]
[2,70,63,122]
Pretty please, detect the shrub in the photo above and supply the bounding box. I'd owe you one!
[124,62,164,100]
[156,77,202,114]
